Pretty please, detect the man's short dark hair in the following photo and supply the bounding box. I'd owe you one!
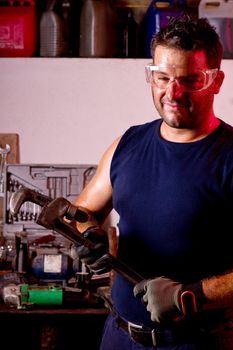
[151,12,223,68]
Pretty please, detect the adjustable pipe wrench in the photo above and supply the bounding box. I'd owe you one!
[9,187,198,318]
[9,187,144,285]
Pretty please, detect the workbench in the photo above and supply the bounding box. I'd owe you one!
[0,303,109,350]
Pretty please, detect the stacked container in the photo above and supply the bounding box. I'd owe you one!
[0,0,37,57]
[199,0,233,59]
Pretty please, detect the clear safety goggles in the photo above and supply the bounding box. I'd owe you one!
[145,64,219,92]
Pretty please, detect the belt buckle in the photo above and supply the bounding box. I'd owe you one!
[127,321,157,347]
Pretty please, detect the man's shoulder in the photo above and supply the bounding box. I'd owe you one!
[220,119,233,132]
[125,118,161,136]
[114,119,161,155]
[219,120,233,141]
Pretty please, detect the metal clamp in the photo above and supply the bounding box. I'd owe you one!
[127,321,157,347]
[180,290,198,317]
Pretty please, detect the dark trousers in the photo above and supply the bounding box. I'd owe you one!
[99,314,205,350]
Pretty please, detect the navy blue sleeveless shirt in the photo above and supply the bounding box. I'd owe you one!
[110,118,233,328]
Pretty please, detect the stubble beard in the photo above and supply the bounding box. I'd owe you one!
[154,97,196,130]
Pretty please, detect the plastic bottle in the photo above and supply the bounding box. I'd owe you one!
[79,0,117,57]
[61,0,72,56]
[199,0,233,59]
[145,0,160,58]
[40,0,68,57]
[115,6,138,57]
[145,0,185,58]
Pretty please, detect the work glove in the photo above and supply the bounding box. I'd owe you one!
[74,226,110,275]
[133,276,203,323]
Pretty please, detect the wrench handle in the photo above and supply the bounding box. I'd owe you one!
[108,255,143,284]
[36,215,144,285]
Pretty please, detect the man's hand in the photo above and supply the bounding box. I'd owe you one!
[133,276,202,323]
[74,226,110,274]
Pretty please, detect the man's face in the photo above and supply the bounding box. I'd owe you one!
[151,46,221,130]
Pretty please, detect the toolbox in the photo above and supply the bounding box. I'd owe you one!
[3,163,96,237]
[1,164,97,270]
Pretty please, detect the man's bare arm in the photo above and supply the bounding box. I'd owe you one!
[203,271,233,309]
[75,136,121,232]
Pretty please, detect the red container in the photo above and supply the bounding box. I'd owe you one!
[0,0,37,57]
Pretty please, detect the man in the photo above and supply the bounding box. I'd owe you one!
[75,13,233,350]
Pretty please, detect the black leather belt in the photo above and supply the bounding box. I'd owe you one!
[98,289,206,347]
[115,314,205,347]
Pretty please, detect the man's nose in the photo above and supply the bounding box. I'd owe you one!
[166,79,184,100]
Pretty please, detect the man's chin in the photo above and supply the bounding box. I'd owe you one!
[162,114,185,129]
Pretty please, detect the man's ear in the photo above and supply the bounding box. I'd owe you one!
[214,70,225,94]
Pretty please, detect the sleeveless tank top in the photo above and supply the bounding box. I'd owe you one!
[110,118,233,327]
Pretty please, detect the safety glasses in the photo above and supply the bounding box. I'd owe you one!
[145,64,219,92]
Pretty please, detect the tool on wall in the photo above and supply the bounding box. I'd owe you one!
[0,144,11,193]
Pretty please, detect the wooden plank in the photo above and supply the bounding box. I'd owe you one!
[0,133,19,163]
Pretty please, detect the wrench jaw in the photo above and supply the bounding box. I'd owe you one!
[9,188,51,216]
[10,188,94,226]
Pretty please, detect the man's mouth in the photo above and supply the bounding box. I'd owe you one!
[162,99,190,110]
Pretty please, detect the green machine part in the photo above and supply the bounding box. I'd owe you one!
[20,284,63,307]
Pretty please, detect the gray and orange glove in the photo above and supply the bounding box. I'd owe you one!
[133,276,204,323]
